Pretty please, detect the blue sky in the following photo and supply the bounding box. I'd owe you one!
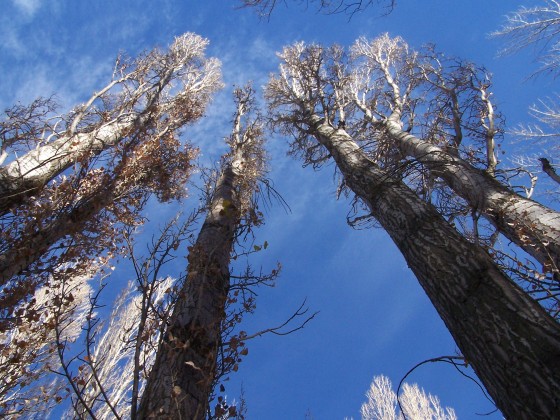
[0,0,552,418]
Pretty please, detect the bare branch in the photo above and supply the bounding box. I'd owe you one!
[493,0,560,76]
[237,0,396,18]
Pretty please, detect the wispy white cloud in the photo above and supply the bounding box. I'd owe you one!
[11,0,41,17]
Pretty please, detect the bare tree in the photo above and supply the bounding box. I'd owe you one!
[266,41,560,419]
[343,34,560,279]
[0,33,221,214]
[359,375,456,420]
[0,33,222,320]
[138,84,269,419]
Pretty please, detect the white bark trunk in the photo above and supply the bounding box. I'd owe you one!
[308,114,560,420]
[0,115,139,215]
[384,119,560,272]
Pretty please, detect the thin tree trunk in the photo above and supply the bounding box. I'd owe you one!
[308,113,560,419]
[138,152,245,419]
[382,117,560,273]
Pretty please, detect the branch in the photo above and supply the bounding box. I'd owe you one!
[540,157,560,184]
[395,355,495,419]
[227,299,318,342]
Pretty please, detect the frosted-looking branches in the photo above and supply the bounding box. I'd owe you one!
[493,0,560,76]
[0,263,95,417]
[359,375,457,420]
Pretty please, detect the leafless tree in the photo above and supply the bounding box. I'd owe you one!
[138,84,270,419]
[359,375,456,420]
[267,34,560,293]
[265,40,560,419]
[0,33,222,323]
[0,33,221,214]
[346,34,560,280]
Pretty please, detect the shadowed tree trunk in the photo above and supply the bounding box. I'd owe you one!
[306,114,560,419]
[138,164,239,420]
[138,86,264,419]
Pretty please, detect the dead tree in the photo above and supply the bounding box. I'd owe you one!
[139,85,267,419]
[266,42,560,419]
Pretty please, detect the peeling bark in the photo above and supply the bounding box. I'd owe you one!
[308,114,560,419]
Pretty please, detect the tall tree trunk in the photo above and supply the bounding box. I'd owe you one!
[308,113,560,419]
[379,117,560,274]
[138,153,244,419]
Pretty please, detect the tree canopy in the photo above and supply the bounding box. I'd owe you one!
[1,1,559,418]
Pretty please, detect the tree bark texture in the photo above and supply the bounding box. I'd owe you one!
[308,114,560,419]
[138,154,245,419]
[0,115,140,216]
[382,118,560,273]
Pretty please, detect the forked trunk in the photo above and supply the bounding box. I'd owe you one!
[310,115,560,419]
[384,119,560,273]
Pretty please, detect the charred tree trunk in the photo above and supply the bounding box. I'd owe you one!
[308,114,560,419]
[381,118,560,273]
